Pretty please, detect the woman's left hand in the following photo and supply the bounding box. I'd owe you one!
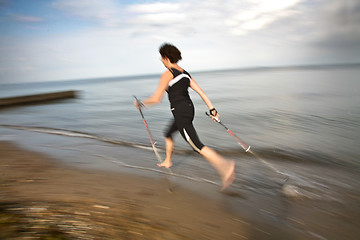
[209,108,220,122]
[211,113,220,122]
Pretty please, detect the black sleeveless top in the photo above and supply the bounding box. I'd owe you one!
[166,68,192,106]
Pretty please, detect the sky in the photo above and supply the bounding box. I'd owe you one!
[0,0,360,83]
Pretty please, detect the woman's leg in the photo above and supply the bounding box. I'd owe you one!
[170,102,235,190]
[200,146,235,190]
[179,122,235,190]
[157,137,174,168]
[158,121,177,168]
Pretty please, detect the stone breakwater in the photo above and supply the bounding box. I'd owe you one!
[0,90,78,108]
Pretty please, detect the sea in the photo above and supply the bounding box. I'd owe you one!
[1,64,359,167]
[1,64,360,239]
[1,63,360,190]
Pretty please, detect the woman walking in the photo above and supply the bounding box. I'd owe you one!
[135,43,235,190]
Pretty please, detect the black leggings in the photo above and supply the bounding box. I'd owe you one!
[164,101,205,153]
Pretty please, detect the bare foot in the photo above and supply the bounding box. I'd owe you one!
[157,160,172,168]
[221,160,235,191]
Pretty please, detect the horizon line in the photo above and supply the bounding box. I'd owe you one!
[2,62,360,86]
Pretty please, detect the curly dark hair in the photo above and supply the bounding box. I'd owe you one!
[159,43,182,63]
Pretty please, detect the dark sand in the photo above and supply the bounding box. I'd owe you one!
[0,141,268,239]
[1,140,359,239]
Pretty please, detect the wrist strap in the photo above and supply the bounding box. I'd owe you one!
[209,108,217,116]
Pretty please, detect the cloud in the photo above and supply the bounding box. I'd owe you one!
[298,0,360,63]
[226,0,303,34]
[321,0,360,42]
[128,2,181,13]
[0,0,317,82]
[2,0,360,83]
[8,14,45,22]
[52,0,124,27]
[50,0,304,37]
[0,0,10,9]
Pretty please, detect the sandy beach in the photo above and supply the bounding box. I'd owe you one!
[0,141,281,239]
[1,139,360,240]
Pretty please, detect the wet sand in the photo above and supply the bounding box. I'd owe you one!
[1,140,360,239]
[0,141,280,239]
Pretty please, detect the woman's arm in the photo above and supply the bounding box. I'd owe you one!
[139,71,172,107]
[190,78,219,118]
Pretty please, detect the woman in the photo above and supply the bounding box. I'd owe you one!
[135,43,235,190]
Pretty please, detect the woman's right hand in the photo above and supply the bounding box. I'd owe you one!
[133,99,144,110]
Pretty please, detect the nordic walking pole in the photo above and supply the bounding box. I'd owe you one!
[205,112,251,152]
[205,111,289,185]
[134,96,163,164]
[134,96,175,191]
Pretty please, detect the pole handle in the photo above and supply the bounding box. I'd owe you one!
[133,95,145,108]
[205,111,220,123]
